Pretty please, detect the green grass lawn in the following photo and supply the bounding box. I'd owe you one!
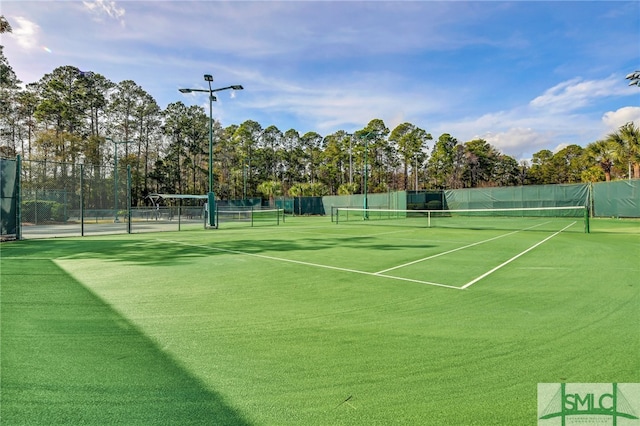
[1,217,638,425]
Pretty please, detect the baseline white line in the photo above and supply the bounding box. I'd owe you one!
[374,274,462,290]
[460,222,576,290]
[374,222,550,275]
[158,239,460,289]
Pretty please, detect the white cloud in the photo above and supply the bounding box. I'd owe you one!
[230,67,441,134]
[434,94,605,160]
[601,106,640,132]
[478,127,556,161]
[82,0,125,25]
[435,76,640,160]
[9,16,40,50]
[530,76,627,112]
[1,0,636,164]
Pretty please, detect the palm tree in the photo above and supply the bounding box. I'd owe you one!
[606,122,640,179]
[287,183,306,216]
[585,140,620,182]
[337,182,358,195]
[0,16,11,33]
[620,122,640,178]
[257,180,282,206]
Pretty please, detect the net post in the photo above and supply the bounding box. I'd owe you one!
[584,206,590,233]
[251,205,254,227]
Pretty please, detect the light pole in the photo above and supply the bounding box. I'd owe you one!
[358,131,380,219]
[105,137,133,223]
[415,155,419,190]
[179,74,243,227]
[243,163,248,200]
[343,133,354,185]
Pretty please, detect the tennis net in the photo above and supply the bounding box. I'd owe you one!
[216,207,284,227]
[333,206,589,233]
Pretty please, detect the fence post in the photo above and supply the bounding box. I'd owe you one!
[127,165,132,234]
[16,155,22,240]
[80,163,85,237]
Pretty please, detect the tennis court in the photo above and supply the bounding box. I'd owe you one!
[1,216,638,424]
[161,213,583,290]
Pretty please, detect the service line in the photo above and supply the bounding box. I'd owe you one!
[460,221,576,289]
[158,239,461,290]
[374,222,549,275]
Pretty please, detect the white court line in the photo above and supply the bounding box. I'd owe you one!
[159,220,569,292]
[460,221,576,289]
[375,222,549,275]
[374,231,520,274]
[158,239,461,290]
[372,273,461,289]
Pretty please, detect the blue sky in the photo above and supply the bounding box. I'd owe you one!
[2,1,639,160]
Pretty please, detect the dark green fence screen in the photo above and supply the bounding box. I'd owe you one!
[323,191,407,211]
[592,179,640,218]
[1,157,20,240]
[443,184,590,210]
[407,191,445,210]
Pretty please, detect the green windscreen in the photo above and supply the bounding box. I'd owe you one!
[1,158,19,239]
[592,179,640,218]
[444,184,589,210]
[334,206,588,233]
[324,191,407,211]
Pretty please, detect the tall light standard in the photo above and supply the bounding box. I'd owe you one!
[343,133,354,185]
[179,74,243,227]
[105,137,133,223]
[357,131,380,219]
[243,163,248,200]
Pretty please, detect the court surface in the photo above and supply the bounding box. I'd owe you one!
[2,216,638,425]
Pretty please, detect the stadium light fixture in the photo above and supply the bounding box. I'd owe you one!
[178,74,244,227]
[626,71,640,87]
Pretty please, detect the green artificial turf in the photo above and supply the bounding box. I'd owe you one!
[1,217,638,425]
[0,258,250,425]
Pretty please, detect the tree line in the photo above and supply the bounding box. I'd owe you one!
[1,17,639,207]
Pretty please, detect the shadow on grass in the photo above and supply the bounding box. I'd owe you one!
[1,234,436,266]
[0,259,252,425]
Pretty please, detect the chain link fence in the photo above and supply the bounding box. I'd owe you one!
[17,159,205,239]
[4,157,638,240]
